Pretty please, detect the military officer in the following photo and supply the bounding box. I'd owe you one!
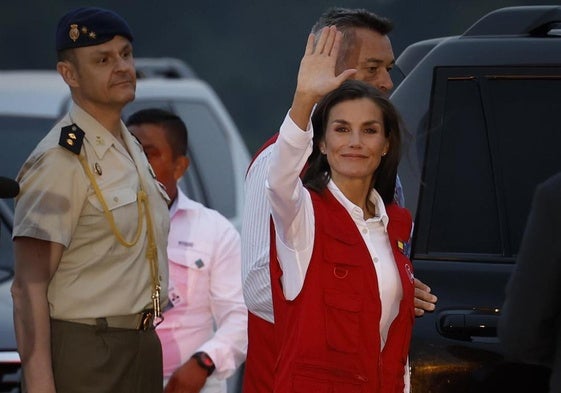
[11,7,170,393]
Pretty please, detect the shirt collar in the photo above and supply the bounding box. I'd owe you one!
[169,188,198,218]
[327,180,389,231]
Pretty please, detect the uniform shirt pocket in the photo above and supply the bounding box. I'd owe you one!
[81,187,137,228]
[87,187,137,212]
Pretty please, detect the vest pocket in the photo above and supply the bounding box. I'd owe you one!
[324,291,362,353]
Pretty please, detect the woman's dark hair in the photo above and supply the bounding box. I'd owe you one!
[302,79,402,204]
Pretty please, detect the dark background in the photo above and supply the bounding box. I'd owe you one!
[0,0,546,154]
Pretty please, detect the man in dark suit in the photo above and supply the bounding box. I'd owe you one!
[499,171,561,392]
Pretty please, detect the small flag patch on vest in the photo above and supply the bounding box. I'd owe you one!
[397,240,411,257]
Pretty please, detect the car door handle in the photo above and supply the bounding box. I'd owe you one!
[436,308,500,341]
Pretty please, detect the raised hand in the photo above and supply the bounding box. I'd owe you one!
[290,26,356,130]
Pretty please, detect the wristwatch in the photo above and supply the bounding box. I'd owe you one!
[191,351,215,376]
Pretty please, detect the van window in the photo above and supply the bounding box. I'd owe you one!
[0,116,57,179]
[172,101,236,219]
[0,116,57,213]
[414,67,561,260]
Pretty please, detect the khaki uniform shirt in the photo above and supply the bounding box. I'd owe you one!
[13,104,170,320]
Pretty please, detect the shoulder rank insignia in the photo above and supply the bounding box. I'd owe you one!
[59,124,85,155]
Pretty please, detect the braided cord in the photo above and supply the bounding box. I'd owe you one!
[78,155,144,247]
[78,155,162,319]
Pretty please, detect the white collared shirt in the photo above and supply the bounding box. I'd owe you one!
[241,142,276,322]
[157,189,247,393]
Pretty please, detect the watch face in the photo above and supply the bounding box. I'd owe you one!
[200,353,214,367]
[193,352,215,375]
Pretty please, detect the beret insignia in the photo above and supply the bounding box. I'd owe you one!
[69,24,80,42]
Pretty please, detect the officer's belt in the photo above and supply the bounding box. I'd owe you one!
[65,309,155,331]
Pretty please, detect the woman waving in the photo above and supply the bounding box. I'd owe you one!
[267,26,415,393]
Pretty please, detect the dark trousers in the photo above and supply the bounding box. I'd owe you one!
[39,319,163,393]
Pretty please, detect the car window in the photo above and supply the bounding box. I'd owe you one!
[0,116,57,273]
[0,116,57,177]
[414,66,561,260]
[487,75,561,252]
[172,101,236,219]
[0,116,58,211]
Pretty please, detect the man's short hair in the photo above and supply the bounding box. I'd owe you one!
[311,7,393,36]
[126,108,188,158]
[311,8,394,73]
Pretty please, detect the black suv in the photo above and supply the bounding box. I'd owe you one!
[391,5,561,392]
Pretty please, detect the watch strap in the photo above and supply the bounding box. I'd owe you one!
[192,351,215,376]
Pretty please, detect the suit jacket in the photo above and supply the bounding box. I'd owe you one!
[499,172,561,392]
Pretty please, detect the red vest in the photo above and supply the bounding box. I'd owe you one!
[270,189,415,393]
[242,312,276,393]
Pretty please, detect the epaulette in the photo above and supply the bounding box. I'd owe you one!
[58,124,85,155]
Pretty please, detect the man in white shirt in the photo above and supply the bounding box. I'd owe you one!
[128,108,247,393]
[241,7,437,393]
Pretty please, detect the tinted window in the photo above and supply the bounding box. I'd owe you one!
[487,76,561,252]
[414,67,561,260]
